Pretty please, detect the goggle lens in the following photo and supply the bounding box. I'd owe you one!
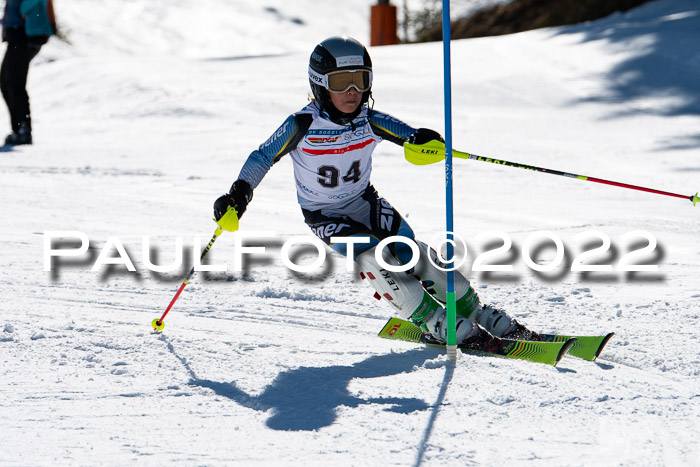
[326,70,372,93]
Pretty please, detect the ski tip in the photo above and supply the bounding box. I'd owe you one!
[555,337,578,366]
[592,332,615,361]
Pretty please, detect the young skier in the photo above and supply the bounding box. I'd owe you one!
[213,36,540,350]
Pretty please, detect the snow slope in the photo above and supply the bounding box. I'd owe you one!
[1,0,699,465]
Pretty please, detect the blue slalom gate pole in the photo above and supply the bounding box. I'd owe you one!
[442,0,458,360]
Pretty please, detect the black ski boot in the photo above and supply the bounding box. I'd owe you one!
[5,122,32,146]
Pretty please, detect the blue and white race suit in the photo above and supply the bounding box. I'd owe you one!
[238,102,418,260]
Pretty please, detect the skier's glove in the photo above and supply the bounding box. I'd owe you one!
[214,179,253,221]
[409,128,444,145]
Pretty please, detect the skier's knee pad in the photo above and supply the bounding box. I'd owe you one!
[413,240,471,302]
[356,247,430,321]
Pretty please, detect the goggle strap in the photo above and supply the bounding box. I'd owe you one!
[308,67,328,88]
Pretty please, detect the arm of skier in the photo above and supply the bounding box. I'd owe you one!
[369,110,444,147]
[213,114,301,221]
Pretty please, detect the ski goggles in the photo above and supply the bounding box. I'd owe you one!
[308,67,372,93]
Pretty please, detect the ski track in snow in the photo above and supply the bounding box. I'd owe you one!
[1,0,700,465]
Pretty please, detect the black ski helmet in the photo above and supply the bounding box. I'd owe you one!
[308,36,372,123]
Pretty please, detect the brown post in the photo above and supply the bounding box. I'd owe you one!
[370,1,398,46]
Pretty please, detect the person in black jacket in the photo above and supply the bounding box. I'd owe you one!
[1,0,55,145]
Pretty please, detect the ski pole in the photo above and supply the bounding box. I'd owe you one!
[404,140,699,206]
[152,207,239,332]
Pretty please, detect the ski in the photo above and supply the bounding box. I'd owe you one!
[538,332,614,361]
[378,318,576,367]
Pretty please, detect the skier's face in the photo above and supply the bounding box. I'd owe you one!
[329,87,362,114]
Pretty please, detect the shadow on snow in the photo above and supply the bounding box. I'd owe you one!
[164,335,443,431]
[554,0,700,145]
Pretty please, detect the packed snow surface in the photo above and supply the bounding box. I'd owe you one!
[1,0,699,465]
